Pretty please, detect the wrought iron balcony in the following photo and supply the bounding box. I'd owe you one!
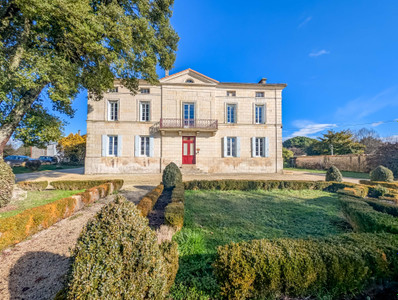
[150,118,218,135]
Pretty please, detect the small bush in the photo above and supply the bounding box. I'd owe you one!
[214,233,398,299]
[136,184,164,217]
[17,181,48,191]
[51,179,124,190]
[162,162,182,189]
[325,165,342,182]
[368,185,389,198]
[0,159,15,208]
[63,196,169,299]
[370,165,394,182]
[25,159,41,171]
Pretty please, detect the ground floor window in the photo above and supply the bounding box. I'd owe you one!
[140,136,150,156]
[108,136,118,156]
[226,137,237,157]
[252,137,269,157]
[135,135,154,157]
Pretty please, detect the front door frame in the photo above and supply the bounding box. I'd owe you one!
[182,136,196,164]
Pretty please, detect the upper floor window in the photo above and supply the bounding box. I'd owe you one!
[108,100,119,121]
[185,79,194,83]
[227,91,236,97]
[255,104,265,124]
[140,101,150,122]
[108,136,118,156]
[108,87,118,93]
[226,104,237,124]
[140,88,150,94]
[255,91,265,98]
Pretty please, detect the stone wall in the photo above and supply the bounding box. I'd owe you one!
[294,154,369,172]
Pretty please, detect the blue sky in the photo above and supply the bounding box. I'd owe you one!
[64,0,398,140]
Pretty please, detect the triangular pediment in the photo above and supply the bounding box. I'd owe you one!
[160,69,219,85]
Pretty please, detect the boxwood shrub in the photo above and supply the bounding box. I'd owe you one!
[359,179,398,190]
[164,182,185,230]
[214,233,398,299]
[162,162,182,189]
[370,165,394,182]
[136,184,164,217]
[0,159,15,208]
[63,196,170,299]
[365,199,398,217]
[17,180,48,191]
[51,179,124,191]
[325,165,343,182]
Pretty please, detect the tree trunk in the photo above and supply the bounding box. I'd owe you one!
[0,86,44,158]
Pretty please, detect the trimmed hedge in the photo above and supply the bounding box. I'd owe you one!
[214,233,398,299]
[0,181,121,251]
[337,185,369,198]
[359,180,398,190]
[370,165,394,182]
[160,240,179,291]
[162,162,182,189]
[365,199,398,217]
[63,196,170,299]
[17,181,48,191]
[164,183,185,230]
[0,159,15,208]
[51,179,124,191]
[136,184,164,217]
[340,197,398,234]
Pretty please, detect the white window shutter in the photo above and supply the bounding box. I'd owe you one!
[265,137,269,157]
[223,137,227,157]
[149,136,154,157]
[263,104,267,124]
[251,137,256,157]
[117,135,122,157]
[134,135,140,157]
[102,135,107,157]
[236,137,241,157]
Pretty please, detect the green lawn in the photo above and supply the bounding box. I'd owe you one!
[12,164,83,174]
[171,189,350,299]
[285,167,370,179]
[0,190,83,218]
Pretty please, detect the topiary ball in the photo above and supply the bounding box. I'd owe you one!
[64,195,169,299]
[325,165,343,182]
[162,162,182,189]
[0,159,15,208]
[370,165,394,182]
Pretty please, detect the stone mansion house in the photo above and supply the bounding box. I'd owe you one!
[85,69,286,174]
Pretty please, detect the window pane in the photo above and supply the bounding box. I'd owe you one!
[190,143,194,155]
[183,143,188,155]
[114,137,118,156]
[108,136,113,155]
[146,137,150,156]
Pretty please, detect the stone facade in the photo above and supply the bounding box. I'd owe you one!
[85,69,286,174]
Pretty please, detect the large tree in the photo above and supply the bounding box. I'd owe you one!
[0,0,178,156]
[354,128,384,154]
[283,136,317,155]
[308,130,365,155]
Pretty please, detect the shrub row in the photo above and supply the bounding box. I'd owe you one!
[164,183,185,230]
[17,181,48,191]
[340,197,398,234]
[365,199,398,217]
[51,179,124,191]
[359,180,398,190]
[0,181,122,251]
[136,184,164,217]
[337,185,369,198]
[214,233,398,299]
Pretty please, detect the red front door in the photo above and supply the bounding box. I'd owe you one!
[182,137,196,164]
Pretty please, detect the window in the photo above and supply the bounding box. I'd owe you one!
[226,104,237,123]
[108,87,118,93]
[185,79,194,83]
[255,104,265,124]
[108,100,118,121]
[140,101,150,122]
[108,136,118,156]
[140,88,150,94]
[255,91,264,98]
[140,136,150,156]
[255,137,265,157]
[226,137,237,157]
[227,91,236,97]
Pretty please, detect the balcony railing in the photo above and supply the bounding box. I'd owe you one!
[150,118,218,134]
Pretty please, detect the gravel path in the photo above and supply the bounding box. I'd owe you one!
[0,188,148,300]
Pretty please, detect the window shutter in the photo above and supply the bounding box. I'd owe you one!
[102,135,107,157]
[265,137,269,157]
[251,137,256,157]
[149,136,154,157]
[117,135,122,157]
[263,104,267,124]
[223,137,227,157]
[134,135,140,157]
[236,137,241,157]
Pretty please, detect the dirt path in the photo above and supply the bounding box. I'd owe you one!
[0,188,147,300]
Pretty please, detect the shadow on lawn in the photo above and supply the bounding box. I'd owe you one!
[9,251,70,300]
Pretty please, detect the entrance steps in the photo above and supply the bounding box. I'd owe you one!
[180,165,206,175]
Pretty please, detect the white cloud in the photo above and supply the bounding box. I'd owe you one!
[309,49,330,57]
[298,16,312,28]
[371,121,384,127]
[289,120,337,138]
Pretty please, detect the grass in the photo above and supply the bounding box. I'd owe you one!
[170,189,350,299]
[285,167,370,179]
[12,164,83,174]
[0,190,83,218]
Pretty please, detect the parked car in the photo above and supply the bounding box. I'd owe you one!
[4,155,31,167]
[38,156,58,165]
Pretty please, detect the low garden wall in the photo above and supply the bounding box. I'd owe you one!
[293,154,369,172]
[0,180,123,251]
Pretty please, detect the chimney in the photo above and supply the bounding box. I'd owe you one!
[165,69,170,77]
[258,78,267,84]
